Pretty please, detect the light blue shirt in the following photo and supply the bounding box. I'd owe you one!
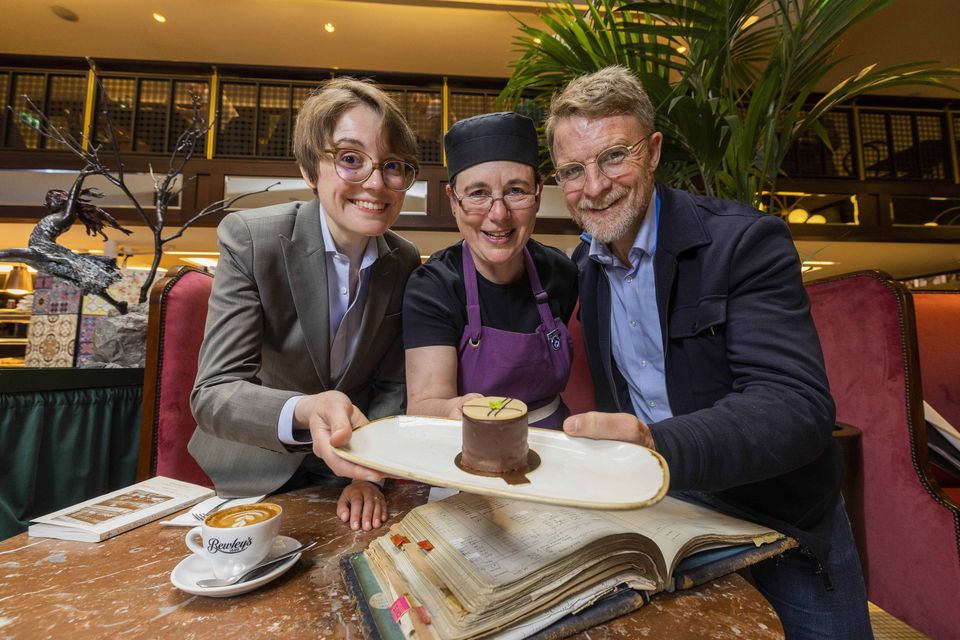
[589,192,673,424]
[278,205,378,446]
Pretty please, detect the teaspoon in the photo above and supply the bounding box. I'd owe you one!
[196,539,317,588]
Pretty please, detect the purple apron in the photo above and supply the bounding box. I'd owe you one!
[457,243,573,429]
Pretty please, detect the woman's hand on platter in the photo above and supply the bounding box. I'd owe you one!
[446,393,483,419]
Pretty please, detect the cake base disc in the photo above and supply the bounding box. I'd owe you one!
[454,450,541,485]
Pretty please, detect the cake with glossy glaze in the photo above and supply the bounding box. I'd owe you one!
[460,397,529,474]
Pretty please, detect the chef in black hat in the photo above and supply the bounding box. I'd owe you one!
[402,112,578,428]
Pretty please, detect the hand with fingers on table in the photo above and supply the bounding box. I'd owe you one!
[337,479,388,531]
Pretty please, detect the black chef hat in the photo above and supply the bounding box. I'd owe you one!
[444,112,539,182]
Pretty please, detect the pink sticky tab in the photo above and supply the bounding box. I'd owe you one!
[414,605,432,624]
[390,595,411,623]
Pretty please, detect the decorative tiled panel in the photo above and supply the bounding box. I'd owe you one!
[81,291,114,316]
[25,314,78,367]
[32,274,82,315]
[25,268,160,367]
[108,268,153,306]
[80,268,152,312]
[74,315,108,368]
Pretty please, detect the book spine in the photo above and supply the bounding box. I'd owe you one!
[340,554,385,640]
[673,538,798,590]
[528,589,648,640]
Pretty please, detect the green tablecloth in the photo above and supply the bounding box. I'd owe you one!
[0,369,143,540]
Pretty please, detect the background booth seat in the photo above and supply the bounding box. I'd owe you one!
[806,270,960,640]
[560,302,596,416]
[137,266,213,486]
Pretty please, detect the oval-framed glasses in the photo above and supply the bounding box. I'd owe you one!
[324,148,418,191]
[553,137,650,190]
[450,183,542,216]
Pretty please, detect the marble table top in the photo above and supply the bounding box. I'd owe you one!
[0,481,783,639]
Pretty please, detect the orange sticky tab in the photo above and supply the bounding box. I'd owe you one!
[416,539,434,551]
[390,533,410,547]
[390,595,411,622]
[414,605,432,624]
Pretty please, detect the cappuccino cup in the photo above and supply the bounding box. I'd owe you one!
[185,502,282,579]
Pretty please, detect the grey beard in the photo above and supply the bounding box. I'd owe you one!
[575,186,640,244]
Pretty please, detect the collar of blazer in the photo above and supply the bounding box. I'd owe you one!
[652,184,711,343]
[280,199,401,389]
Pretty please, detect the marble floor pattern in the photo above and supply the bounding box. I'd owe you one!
[870,602,929,639]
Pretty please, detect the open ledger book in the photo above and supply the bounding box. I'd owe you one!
[344,492,795,640]
[28,476,214,542]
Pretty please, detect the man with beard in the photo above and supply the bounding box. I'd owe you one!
[550,66,872,638]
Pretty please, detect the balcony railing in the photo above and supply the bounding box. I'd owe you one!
[1,60,959,235]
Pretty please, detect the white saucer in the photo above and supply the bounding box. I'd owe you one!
[332,416,669,510]
[170,535,303,597]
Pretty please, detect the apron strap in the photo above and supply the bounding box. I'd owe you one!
[463,243,561,343]
[461,242,482,345]
[522,247,560,333]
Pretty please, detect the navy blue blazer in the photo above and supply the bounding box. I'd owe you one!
[573,184,841,558]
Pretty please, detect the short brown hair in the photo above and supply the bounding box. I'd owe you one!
[293,77,419,184]
[545,66,655,156]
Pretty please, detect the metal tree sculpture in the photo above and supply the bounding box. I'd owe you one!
[2,59,274,310]
[0,185,132,313]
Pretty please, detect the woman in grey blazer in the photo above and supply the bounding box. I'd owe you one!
[189,77,421,531]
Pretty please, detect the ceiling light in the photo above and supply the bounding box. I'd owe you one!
[165,251,219,256]
[50,5,79,22]
[182,256,219,269]
[533,37,542,44]
[676,46,687,55]
[786,208,809,224]
[153,12,166,23]
[324,23,335,33]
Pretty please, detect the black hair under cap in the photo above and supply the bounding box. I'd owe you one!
[444,112,539,182]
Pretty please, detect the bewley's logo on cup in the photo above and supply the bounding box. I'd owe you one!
[206,537,254,554]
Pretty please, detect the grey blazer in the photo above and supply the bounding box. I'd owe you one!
[188,199,420,496]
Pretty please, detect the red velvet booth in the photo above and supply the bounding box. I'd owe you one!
[806,271,960,640]
[137,266,213,486]
[560,303,596,415]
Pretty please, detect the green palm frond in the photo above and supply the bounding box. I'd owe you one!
[501,0,959,209]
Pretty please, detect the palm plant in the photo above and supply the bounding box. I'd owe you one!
[501,0,959,212]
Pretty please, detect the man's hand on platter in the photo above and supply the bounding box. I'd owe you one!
[562,411,656,450]
[293,390,384,483]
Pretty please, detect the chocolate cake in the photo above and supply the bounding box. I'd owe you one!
[460,397,529,474]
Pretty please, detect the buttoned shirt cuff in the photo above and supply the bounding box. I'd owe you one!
[278,395,312,447]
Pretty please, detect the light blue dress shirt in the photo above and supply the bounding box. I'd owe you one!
[588,192,673,424]
[278,205,378,445]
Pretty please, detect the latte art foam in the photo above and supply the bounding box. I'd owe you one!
[206,503,281,528]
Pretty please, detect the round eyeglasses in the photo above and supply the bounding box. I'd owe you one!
[450,184,542,216]
[324,148,418,191]
[553,137,650,190]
